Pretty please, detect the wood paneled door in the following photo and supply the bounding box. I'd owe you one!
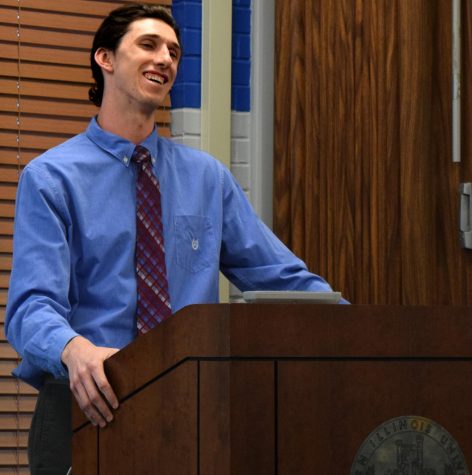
[274,0,472,305]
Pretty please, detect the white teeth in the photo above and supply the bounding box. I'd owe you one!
[144,72,164,84]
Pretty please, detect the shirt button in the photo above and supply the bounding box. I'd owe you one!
[192,239,199,250]
[123,156,129,164]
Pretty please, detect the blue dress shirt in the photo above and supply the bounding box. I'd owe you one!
[6,118,340,388]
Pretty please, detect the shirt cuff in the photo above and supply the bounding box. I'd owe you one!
[48,327,80,379]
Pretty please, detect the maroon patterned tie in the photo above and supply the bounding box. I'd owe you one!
[132,145,171,334]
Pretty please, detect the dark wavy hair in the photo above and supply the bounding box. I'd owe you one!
[89,3,181,107]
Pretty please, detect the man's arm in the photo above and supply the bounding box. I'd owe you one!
[219,166,348,298]
[5,165,119,425]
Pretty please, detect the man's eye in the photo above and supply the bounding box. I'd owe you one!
[141,43,153,49]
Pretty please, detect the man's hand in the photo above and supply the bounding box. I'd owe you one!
[61,336,120,428]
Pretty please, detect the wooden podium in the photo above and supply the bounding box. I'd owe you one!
[72,304,472,474]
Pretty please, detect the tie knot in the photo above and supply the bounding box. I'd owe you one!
[132,145,152,165]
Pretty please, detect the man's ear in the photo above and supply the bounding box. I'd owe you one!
[94,47,114,73]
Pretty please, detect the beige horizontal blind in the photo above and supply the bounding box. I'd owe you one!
[0,0,172,472]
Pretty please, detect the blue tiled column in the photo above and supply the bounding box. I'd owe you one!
[171,0,203,148]
[230,0,251,200]
[171,0,202,109]
[171,0,252,113]
[170,0,252,199]
[232,0,251,113]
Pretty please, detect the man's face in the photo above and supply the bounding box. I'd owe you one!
[104,18,181,113]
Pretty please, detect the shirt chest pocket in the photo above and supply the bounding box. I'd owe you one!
[174,215,216,273]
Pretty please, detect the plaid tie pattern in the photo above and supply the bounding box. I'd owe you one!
[132,145,171,334]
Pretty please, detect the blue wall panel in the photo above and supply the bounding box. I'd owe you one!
[232,2,251,111]
[171,0,251,112]
[171,0,202,108]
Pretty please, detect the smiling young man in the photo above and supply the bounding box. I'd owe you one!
[5,3,345,473]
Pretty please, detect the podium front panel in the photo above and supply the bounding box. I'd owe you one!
[278,359,472,473]
[73,423,97,474]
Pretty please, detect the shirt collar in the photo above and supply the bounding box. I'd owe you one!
[85,116,159,167]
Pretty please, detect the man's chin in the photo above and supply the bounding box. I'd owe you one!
[138,97,166,114]
[147,94,169,110]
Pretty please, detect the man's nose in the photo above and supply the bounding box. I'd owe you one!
[155,45,172,66]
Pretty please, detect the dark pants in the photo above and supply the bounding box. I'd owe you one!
[28,377,72,475]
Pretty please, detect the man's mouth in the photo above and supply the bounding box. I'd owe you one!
[144,72,166,85]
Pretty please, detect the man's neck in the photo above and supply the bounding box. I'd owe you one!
[96,103,156,144]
